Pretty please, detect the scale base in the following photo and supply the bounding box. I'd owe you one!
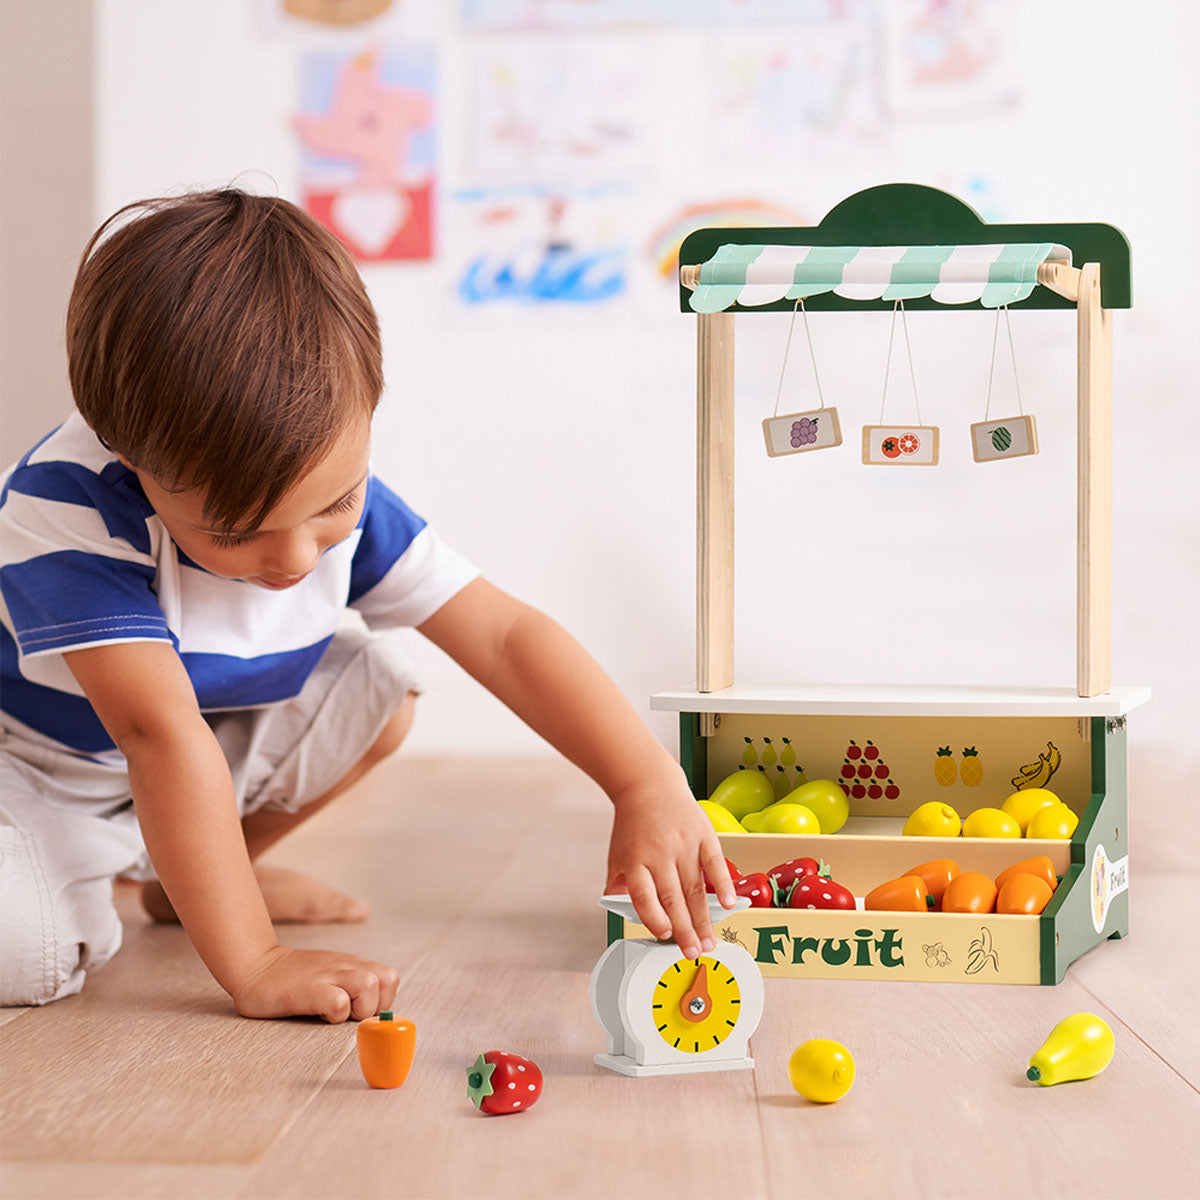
[594,1053,755,1078]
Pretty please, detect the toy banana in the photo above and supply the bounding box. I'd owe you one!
[1027,1012,1115,1085]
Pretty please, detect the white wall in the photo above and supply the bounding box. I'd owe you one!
[42,1,1200,765]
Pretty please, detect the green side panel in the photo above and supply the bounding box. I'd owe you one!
[679,711,709,799]
[679,183,1131,313]
[1044,719,1129,983]
[606,910,624,947]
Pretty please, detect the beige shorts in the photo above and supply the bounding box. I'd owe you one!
[0,624,418,1007]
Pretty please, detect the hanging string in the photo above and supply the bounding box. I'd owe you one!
[984,305,1024,420]
[878,300,923,424]
[773,298,827,418]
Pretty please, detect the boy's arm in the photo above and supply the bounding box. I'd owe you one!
[63,640,398,1021]
[418,578,737,958]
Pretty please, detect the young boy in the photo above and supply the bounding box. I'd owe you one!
[0,188,736,1020]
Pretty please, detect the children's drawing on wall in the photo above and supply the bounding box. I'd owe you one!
[882,0,1021,115]
[467,39,658,183]
[256,0,430,43]
[462,0,855,31]
[708,25,884,163]
[294,47,435,261]
[449,185,631,309]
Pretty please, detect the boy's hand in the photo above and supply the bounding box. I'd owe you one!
[604,777,738,960]
[231,946,400,1023]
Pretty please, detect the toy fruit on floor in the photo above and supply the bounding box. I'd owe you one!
[779,779,849,834]
[864,875,934,912]
[996,874,1054,915]
[1001,787,1060,834]
[1027,1013,1115,1086]
[467,1051,543,1114]
[994,856,1058,893]
[904,859,960,909]
[1026,804,1079,840]
[356,1011,416,1089]
[707,767,777,820]
[962,807,1022,838]
[788,1039,855,1103]
[942,871,998,914]
[903,801,961,838]
[747,802,821,835]
[698,800,746,833]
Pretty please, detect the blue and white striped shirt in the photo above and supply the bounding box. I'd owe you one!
[0,415,476,758]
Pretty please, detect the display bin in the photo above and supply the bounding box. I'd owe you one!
[608,684,1147,985]
[605,185,1150,985]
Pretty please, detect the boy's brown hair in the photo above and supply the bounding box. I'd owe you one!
[67,188,382,532]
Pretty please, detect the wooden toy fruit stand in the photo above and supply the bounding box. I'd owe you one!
[611,184,1150,985]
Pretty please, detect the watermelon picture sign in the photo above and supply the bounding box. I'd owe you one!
[971,414,1038,463]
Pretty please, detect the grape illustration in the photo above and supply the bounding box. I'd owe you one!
[789,417,819,448]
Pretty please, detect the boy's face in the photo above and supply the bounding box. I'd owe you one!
[132,419,371,589]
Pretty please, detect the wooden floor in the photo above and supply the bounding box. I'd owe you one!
[2,753,1197,1200]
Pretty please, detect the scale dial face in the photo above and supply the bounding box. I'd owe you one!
[652,955,742,1054]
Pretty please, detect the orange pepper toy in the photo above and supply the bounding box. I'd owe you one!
[356,1012,416,1089]
[942,872,998,914]
[904,859,960,910]
[864,875,935,912]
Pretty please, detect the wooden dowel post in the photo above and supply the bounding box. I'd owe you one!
[697,312,735,708]
[1077,263,1112,697]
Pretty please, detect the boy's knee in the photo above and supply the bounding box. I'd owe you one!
[364,693,416,767]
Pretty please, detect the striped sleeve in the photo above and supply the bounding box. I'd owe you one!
[348,475,477,628]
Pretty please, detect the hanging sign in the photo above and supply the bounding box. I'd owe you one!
[971,415,1038,462]
[862,424,940,465]
[763,407,843,457]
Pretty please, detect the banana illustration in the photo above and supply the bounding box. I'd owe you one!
[965,927,1000,975]
[1011,740,1062,791]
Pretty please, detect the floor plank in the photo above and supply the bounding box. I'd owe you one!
[2,753,1197,1200]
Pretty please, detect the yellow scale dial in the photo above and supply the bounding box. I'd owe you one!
[651,955,742,1053]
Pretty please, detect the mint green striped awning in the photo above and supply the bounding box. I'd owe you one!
[689,243,1071,312]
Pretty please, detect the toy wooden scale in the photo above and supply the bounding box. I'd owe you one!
[590,895,763,1076]
[603,184,1149,988]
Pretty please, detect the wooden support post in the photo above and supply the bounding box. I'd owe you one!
[697,312,735,714]
[1077,263,1112,697]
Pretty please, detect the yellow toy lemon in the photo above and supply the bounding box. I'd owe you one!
[902,802,961,838]
[1001,788,1060,834]
[698,800,746,834]
[1027,1013,1114,1085]
[756,803,821,835]
[1026,804,1079,840]
[788,1039,855,1103]
[780,779,849,834]
[962,807,1022,838]
[707,768,777,821]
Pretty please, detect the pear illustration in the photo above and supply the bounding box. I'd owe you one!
[761,737,777,766]
[742,737,758,767]
[1026,1013,1114,1086]
[780,737,797,767]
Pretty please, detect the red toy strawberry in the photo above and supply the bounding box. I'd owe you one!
[467,1051,543,1115]
[732,871,773,907]
[703,857,742,893]
[766,857,823,905]
[789,874,856,911]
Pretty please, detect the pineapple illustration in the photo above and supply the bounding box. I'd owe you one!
[934,746,957,787]
[960,747,983,787]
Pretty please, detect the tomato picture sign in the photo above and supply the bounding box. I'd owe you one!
[862,424,940,466]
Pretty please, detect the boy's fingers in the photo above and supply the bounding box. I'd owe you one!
[626,867,672,941]
[702,843,738,907]
[377,966,400,1013]
[680,867,716,952]
[654,873,705,959]
[312,983,353,1024]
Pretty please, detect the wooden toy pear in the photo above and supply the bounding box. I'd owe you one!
[1027,1013,1114,1085]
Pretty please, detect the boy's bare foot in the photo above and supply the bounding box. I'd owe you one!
[140,865,369,925]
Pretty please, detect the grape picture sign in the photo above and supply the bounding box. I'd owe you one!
[762,406,843,457]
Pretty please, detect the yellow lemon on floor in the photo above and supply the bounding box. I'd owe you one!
[757,803,821,835]
[788,1039,855,1103]
[698,800,745,833]
[902,802,961,838]
[962,807,1022,838]
[1026,804,1079,840]
[1001,788,1060,834]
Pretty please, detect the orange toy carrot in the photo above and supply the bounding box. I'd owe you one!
[994,856,1058,894]
[864,875,935,912]
[904,859,960,910]
[356,1012,416,1089]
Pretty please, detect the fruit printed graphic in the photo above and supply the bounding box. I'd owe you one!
[960,747,983,787]
[991,426,1013,452]
[1011,741,1061,791]
[838,738,899,803]
[934,746,957,787]
[791,417,819,447]
[964,927,1000,975]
